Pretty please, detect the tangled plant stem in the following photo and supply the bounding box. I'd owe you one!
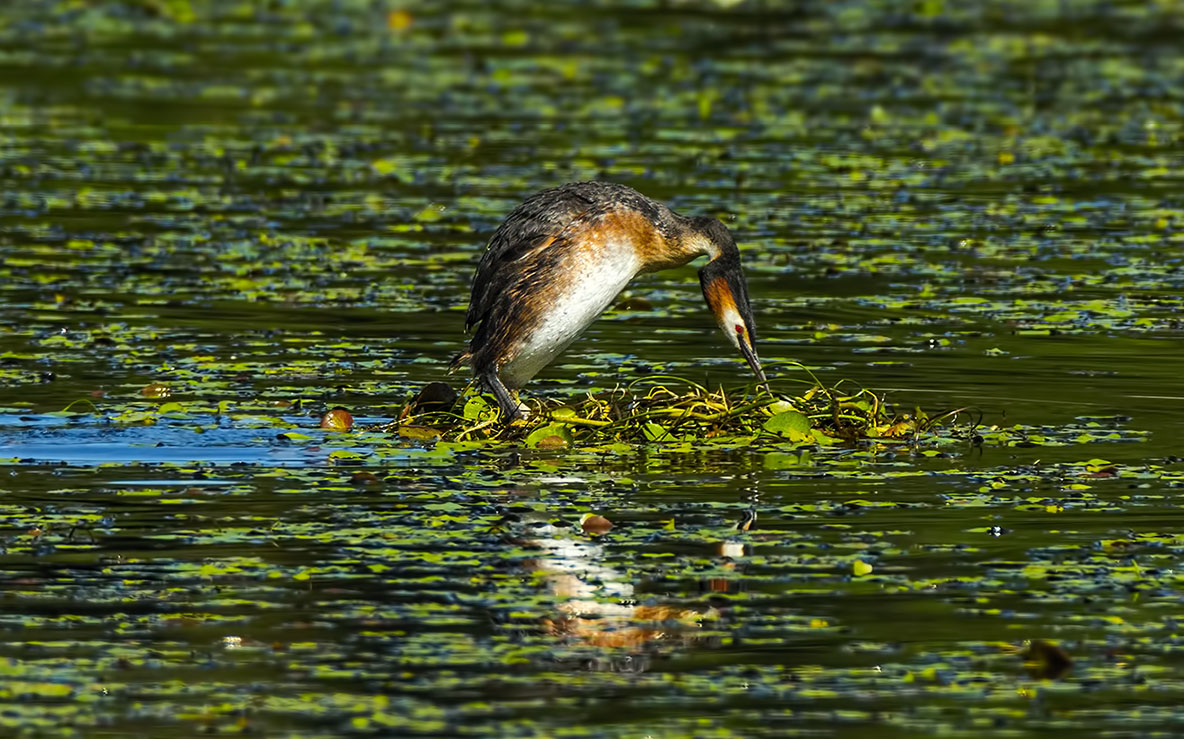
[380,364,956,449]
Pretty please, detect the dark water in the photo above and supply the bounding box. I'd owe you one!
[3,1,1184,736]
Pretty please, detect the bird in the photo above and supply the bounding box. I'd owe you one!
[452,181,766,420]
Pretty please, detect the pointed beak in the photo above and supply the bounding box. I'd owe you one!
[737,329,767,386]
[700,257,767,389]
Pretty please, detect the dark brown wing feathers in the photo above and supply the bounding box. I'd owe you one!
[464,182,674,333]
[458,182,680,376]
[464,230,558,333]
[463,184,609,334]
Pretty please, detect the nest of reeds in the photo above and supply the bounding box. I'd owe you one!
[379,364,954,449]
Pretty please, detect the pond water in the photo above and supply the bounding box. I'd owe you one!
[3,1,1184,736]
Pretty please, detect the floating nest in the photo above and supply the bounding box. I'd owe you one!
[378,364,959,449]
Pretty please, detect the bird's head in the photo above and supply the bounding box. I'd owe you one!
[691,217,766,385]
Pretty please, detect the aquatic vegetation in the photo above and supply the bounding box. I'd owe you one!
[385,368,950,449]
[2,0,1184,737]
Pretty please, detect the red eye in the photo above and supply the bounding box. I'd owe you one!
[735,324,745,334]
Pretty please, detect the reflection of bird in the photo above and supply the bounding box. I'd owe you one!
[453,181,766,420]
[734,508,758,532]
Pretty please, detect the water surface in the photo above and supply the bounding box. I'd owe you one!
[2,1,1184,736]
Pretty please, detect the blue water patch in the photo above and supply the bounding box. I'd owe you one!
[0,413,406,467]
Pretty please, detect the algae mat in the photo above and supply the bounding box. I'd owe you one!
[2,1,1184,736]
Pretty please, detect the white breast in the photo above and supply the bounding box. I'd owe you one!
[498,238,640,388]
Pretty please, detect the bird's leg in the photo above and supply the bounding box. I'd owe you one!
[483,371,524,422]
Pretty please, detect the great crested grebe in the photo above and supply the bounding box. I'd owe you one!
[453,181,766,420]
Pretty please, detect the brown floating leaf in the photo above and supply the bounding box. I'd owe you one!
[705,578,731,592]
[581,513,613,534]
[1022,639,1073,679]
[319,408,354,431]
[535,434,569,450]
[349,471,380,486]
[140,383,171,399]
[402,382,458,419]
